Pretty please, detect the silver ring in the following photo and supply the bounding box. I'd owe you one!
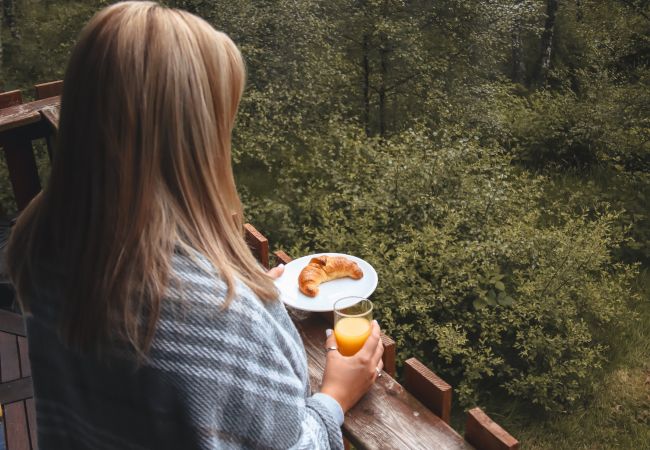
[326,346,338,352]
[376,367,382,377]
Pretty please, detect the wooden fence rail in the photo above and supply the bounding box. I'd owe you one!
[0,84,519,450]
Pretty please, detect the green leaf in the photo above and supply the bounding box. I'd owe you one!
[495,281,506,291]
[473,298,487,309]
[498,295,514,307]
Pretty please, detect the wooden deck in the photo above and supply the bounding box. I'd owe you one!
[0,310,37,450]
[0,84,520,450]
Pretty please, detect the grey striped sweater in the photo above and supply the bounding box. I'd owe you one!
[26,250,344,449]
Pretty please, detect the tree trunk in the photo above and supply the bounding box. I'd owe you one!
[362,33,371,137]
[511,0,526,84]
[511,29,526,84]
[576,0,583,22]
[3,0,18,39]
[378,45,387,137]
[536,0,559,87]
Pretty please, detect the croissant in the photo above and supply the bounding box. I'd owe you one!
[298,255,364,297]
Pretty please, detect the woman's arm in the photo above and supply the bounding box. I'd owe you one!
[150,264,345,449]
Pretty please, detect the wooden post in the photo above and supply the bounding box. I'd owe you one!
[3,136,40,211]
[243,223,269,269]
[273,250,292,266]
[402,358,452,424]
[0,91,23,109]
[34,81,63,100]
[0,89,41,210]
[380,333,396,377]
[465,407,519,450]
[34,81,63,161]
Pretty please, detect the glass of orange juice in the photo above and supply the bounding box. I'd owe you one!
[333,297,373,356]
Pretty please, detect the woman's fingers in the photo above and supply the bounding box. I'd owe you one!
[266,264,285,279]
[375,359,384,379]
[371,334,384,366]
[359,320,381,360]
[324,329,338,351]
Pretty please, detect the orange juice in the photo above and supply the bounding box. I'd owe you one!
[334,317,371,356]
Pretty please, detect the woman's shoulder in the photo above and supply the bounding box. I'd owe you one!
[150,248,308,384]
[161,249,288,342]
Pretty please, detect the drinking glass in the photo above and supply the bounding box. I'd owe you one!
[333,297,373,356]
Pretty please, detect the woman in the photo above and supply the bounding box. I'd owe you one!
[7,2,384,449]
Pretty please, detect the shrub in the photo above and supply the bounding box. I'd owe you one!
[247,121,638,413]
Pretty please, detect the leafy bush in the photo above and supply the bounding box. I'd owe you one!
[505,90,604,169]
[544,167,650,264]
[502,77,650,172]
[246,121,638,413]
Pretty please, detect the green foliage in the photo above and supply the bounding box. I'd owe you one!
[1,0,648,439]
[544,167,650,264]
[246,122,638,413]
[1,0,103,92]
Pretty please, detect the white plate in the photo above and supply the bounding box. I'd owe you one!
[275,253,378,312]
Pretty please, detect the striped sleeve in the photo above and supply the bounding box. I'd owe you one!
[147,253,344,450]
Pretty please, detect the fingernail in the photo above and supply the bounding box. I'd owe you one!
[373,320,379,326]
[325,329,333,337]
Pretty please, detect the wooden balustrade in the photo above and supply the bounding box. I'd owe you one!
[0,84,521,450]
[403,357,453,424]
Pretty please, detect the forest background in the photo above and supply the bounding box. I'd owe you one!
[1,0,649,448]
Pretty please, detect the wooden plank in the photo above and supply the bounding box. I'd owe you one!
[465,407,519,450]
[244,223,269,269]
[0,332,20,382]
[403,358,452,424]
[296,314,473,450]
[273,250,293,265]
[0,377,33,405]
[4,401,30,450]
[380,333,396,378]
[26,398,37,450]
[0,96,60,133]
[34,81,63,100]
[0,310,26,337]
[17,337,29,377]
[0,91,23,109]
[3,137,40,210]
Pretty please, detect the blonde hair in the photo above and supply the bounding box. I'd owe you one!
[8,1,277,357]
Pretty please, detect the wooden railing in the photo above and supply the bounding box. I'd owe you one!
[0,84,520,450]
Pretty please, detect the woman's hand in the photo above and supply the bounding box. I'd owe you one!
[319,320,384,413]
[266,264,285,279]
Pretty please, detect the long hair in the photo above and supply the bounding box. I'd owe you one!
[7,1,277,358]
